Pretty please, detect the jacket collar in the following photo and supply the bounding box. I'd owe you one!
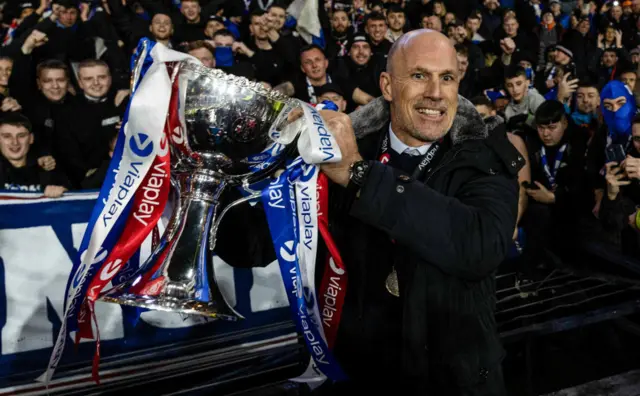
[349,95,488,146]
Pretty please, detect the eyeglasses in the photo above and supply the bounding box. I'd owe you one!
[632,136,640,142]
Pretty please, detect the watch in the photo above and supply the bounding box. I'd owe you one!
[348,160,370,188]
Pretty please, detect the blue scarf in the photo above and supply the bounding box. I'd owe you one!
[601,80,636,145]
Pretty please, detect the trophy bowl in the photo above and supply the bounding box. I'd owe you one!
[100,61,300,320]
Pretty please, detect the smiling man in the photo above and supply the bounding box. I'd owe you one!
[314,29,523,394]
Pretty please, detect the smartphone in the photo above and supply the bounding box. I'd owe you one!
[522,181,539,190]
[605,144,627,164]
[215,46,234,68]
[563,62,577,78]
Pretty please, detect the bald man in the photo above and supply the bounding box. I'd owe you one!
[315,30,524,394]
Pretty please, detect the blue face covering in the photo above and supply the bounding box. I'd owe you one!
[601,80,636,143]
[571,111,594,126]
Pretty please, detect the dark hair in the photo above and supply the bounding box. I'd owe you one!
[633,113,640,126]
[504,65,527,80]
[36,59,69,79]
[249,9,265,22]
[0,113,32,133]
[212,29,234,39]
[183,40,215,54]
[454,43,468,57]
[577,78,598,90]
[267,1,287,12]
[300,44,326,57]
[535,100,566,125]
[471,95,494,108]
[467,10,482,21]
[619,68,637,77]
[364,11,386,24]
[604,48,619,56]
[387,4,404,15]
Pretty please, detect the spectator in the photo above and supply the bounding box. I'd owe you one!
[504,65,546,126]
[0,112,68,196]
[384,5,405,43]
[315,83,348,112]
[363,12,391,57]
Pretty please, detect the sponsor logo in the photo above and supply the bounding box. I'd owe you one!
[280,240,296,262]
[171,126,184,145]
[129,132,154,158]
[307,105,337,162]
[321,259,344,330]
[380,153,391,164]
[267,173,285,209]
[133,160,168,226]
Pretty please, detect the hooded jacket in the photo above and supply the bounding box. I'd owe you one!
[215,96,524,395]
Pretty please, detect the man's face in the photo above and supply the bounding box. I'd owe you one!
[189,47,215,68]
[603,95,627,112]
[577,19,590,34]
[426,15,442,31]
[537,119,567,147]
[37,68,68,102]
[300,48,328,80]
[605,27,616,43]
[550,3,561,14]
[576,86,600,114]
[249,15,268,40]
[632,124,640,152]
[505,75,529,102]
[603,51,618,68]
[554,50,571,66]
[58,6,78,28]
[543,12,554,24]
[205,20,224,38]
[632,53,640,64]
[331,10,350,34]
[213,34,234,47]
[0,59,12,88]
[365,19,388,44]
[268,6,286,31]
[78,65,111,98]
[612,5,623,19]
[20,7,34,19]
[387,11,405,32]
[634,0,640,13]
[150,14,173,40]
[452,26,467,43]
[0,124,32,164]
[484,0,499,10]
[466,17,481,33]
[318,92,347,112]
[475,104,496,119]
[504,17,519,37]
[350,42,372,66]
[621,72,637,92]
[456,52,469,77]
[181,0,201,22]
[380,33,460,143]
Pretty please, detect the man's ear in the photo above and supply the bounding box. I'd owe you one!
[380,72,393,102]
[28,133,34,145]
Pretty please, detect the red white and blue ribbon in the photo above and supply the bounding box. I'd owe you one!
[39,39,197,385]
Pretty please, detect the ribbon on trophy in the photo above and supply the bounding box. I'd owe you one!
[39,39,196,385]
[262,102,349,385]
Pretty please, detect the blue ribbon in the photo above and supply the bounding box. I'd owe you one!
[261,163,347,382]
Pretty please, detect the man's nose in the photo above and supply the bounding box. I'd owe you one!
[423,78,442,99]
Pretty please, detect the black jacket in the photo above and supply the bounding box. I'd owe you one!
[215,96,523,395]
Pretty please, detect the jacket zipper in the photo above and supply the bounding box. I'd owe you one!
[426,147,467,183]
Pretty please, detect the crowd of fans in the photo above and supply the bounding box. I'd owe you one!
[1,0,640,280]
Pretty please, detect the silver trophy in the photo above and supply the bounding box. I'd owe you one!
[100,60,300,320]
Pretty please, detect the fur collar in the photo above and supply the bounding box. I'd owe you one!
[349,96,488,145]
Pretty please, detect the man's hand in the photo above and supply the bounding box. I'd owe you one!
[21,30,48,55]
[232,41,255,57]
[317,111,362,187]
[44,185,67,198]
[38,155,56,171]
[499,38,516,55]
[115,89,130,107]
[1,97,21,112]
[605,162,630,200]
[557,73,579,103]
[623,155,640,180]
[525,181,556,204]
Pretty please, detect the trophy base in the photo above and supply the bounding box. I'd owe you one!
[101,293,241,321]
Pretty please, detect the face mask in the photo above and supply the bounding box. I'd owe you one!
[601,80,636,142]
[214,46,234,67]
